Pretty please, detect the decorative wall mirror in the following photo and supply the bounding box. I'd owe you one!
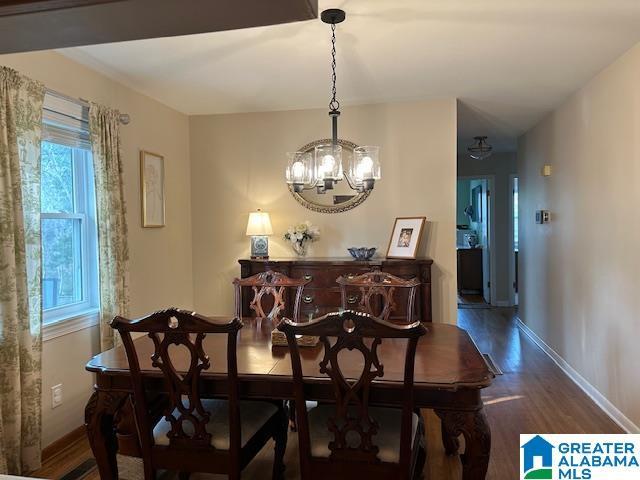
[288,139,371,214]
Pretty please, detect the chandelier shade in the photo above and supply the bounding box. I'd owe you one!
[349,145,380,191]
[286,151,315,192]
[314,144,343,190]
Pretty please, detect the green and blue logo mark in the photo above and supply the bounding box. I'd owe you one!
[520,434,640,480]
[521,435,554,479]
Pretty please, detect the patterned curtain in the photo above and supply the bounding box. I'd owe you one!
[0,66,45,474]
[89,103,130,351]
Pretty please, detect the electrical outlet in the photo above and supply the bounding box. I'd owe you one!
[51,384,63,409]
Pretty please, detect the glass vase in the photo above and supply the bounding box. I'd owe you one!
[292,241,308,257]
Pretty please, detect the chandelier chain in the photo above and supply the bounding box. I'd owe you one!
[329,23,340,112]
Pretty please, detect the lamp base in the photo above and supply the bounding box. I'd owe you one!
[250,235,269,259]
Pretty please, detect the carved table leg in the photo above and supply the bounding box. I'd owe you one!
[440,416,460,456]
[435,409,491,480]
[85,390,128,479]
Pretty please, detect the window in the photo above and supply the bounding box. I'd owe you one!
[41,93,99,326]
[513,177,519,251]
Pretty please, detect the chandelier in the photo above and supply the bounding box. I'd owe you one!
[468,136,493,160]
[286,9,381,194]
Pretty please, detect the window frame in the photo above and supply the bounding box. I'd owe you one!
[40,93,100,331]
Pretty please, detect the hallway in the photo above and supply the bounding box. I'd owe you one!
[428,307,622,478]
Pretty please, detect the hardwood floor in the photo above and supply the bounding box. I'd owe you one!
[33,307,622,480]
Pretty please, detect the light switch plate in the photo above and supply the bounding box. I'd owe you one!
[535,210,550,224]
[51,383,63,409]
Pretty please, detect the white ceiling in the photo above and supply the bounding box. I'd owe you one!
[59,0,640,152]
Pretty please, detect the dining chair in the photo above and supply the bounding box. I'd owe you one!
[233,270,310,323]
[278,310,428,480]
[234,270,311,431]
[336,271,421,323]
[111,307,288,480]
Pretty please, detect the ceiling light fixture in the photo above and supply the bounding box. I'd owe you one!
[286,8,381,194]
[468,136,493,160]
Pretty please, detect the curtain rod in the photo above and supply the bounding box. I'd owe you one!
[45,88,131,125]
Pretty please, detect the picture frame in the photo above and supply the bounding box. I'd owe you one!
[140,150,165,227]
[386,216,426,259]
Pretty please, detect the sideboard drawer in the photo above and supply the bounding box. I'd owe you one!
[290,266,370,288]
[299,288,342,307]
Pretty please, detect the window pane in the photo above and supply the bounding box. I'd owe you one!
[513,178,519,251]
[42,218,83,309]
[41,141,74,213]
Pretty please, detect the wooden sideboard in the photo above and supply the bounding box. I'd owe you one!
[239,257,433,322]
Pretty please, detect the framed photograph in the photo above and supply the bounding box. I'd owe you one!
[140,150,165,227]
[386,216,426,259]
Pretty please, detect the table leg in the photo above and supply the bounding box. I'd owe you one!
[84,390,128,479]
[413,410,427,479]
[441,421,460,456]
[435,408,491,480]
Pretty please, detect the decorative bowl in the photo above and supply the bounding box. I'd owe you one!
[348,247,376,260]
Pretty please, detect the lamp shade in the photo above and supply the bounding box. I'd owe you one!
[246,210,273,236]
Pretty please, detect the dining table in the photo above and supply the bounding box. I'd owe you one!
[84,316,494,480]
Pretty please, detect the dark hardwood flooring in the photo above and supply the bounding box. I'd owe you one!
[33,307,622,480]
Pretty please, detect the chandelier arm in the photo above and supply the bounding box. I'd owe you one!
[343,170,356,189]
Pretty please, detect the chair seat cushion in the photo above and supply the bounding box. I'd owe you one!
[307,405,419,463]
[153,398,278,450]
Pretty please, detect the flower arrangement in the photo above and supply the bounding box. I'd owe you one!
[284,221,320,256]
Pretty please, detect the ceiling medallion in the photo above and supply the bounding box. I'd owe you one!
[285,9,381,195]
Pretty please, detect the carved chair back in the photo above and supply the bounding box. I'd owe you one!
[279,310,426,477]
[111,308,243,456]
[233,270,310,323]
[336,271,421,323]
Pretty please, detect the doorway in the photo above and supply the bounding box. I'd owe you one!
[510,175,519,306]
[456,176,495,307]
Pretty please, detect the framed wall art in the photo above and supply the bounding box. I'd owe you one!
[386,216,426,259]
[140,150,165,227]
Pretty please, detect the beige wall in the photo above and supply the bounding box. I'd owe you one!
[189,99,458,324]
[458,152,518,304]
[0,51,194,446]
[518,43,640,430]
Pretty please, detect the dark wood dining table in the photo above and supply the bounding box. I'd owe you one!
[84,317,494,480]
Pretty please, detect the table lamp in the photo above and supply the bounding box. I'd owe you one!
[246,209,273,259]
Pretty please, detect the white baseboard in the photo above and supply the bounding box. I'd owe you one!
[516,317,639,434]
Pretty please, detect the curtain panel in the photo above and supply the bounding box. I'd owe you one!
[0,66,45,475]
[89,103,130,351]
